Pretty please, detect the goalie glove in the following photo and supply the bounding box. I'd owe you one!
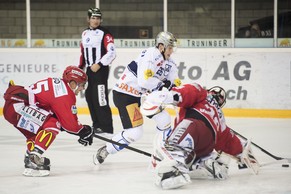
[140,88,173,116]
[237,139,260,175]
[78,125,93,146]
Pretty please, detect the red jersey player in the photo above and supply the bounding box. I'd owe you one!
[141,83,259,189]
[3,66,93,177]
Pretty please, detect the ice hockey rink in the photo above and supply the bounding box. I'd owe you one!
[0,115,291,194]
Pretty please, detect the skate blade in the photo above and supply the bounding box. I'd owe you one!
[23,168,50,177]
[93,154,98,165]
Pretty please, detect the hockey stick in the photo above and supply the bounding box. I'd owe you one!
[231,129,291,163]
[93,134,162,161]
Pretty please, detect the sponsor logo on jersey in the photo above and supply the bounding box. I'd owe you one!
[126,103,143,127]
[118,83,140,95]
[164,64,172,76]
[38,130,54,147]
[53,79,68,97]
[133,107,143,122]
[26,140,35,151]
[20,106,47,125]
[17,115,39,134]
[144,69,154,80]
[71,105,78,114]
[156,67,164,76]
[29,123,35,132]
[53,78,61,84]
[19,117,29,129]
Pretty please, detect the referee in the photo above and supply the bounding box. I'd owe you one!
[78,8,116,134]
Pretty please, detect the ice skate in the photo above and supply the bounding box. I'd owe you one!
[94,146,109,164]
[93,127,104,134]
[23,153,50,177]
[93,127,114,139]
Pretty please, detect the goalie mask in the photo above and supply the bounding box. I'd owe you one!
[155,31,177,49]
[208,86,226,107]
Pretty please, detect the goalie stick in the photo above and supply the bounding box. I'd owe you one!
[93,134,162,162]
[231,129,291,163]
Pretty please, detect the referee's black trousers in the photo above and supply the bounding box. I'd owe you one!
[85,66,113,134]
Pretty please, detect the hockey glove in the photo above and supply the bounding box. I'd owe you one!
[78,125,93,146]
[159,80,173,91]
[140,88,173,116]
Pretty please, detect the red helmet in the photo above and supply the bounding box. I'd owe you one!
[62,66,87,85]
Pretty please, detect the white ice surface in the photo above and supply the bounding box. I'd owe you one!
[0,115,291,194]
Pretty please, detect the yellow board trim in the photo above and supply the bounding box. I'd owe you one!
[1,107,291,118]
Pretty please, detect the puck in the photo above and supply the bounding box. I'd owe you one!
[282,164,289,167]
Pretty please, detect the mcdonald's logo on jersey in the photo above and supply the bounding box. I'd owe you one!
[37,130,54,147]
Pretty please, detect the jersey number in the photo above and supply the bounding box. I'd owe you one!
[201,104,220,128]
[30,80,49,94]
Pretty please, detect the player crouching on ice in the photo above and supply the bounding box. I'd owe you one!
[2,66,94,177]
[140,83,260,189]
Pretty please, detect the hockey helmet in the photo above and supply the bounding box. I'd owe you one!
[155,31,177,48]
[62,66,87,85]
[88,7,102,18]
[208,86,226,107]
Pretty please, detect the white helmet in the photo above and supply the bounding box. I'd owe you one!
[155,31,177,48]
[208,86,226,107]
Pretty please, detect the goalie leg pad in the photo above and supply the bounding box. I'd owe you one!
[189,154,229,180]
[156,158,178,174]
[152,131,191,189]
[204,158,229,179]
[152,110,172,131]
[155,167,191,190]
[152,110,172,141]
[152,132,190,171]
